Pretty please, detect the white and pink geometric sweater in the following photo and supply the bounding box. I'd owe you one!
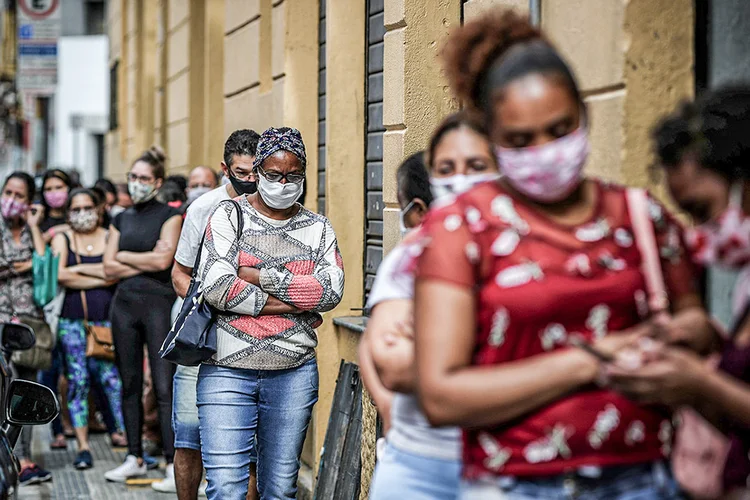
[198,197,345,370]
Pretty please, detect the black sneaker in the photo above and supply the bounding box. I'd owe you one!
[74,450,93,470]
[19,466,37,486]
[21,465,52,484]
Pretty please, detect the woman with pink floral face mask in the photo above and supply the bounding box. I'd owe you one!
[413,10,716,499]
[0,172,49,484]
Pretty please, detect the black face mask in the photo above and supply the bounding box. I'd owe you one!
[228,172,257,195]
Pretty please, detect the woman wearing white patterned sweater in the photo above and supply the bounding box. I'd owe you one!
[197,127,344,500]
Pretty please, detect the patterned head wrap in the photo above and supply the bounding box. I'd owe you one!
[253,127,307,170]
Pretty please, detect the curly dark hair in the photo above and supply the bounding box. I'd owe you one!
[443,9,582,124]
[653,86,750,182]
[223,129,261,168]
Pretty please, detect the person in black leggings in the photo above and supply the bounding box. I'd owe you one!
[103,146,182,484]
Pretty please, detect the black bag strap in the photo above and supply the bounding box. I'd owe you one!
[190,199,244,280]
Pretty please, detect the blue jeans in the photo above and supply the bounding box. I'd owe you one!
[197,360,318,500]
[173,364,260,460]
[460,462,682,500]
[370,443,461,499]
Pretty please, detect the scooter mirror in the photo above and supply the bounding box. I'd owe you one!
[5,380,59,426]
[0,323,35,352]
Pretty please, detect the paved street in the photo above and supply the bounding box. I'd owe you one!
[19,426,171,500]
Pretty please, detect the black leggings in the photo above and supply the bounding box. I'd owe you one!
[111,284,176,462]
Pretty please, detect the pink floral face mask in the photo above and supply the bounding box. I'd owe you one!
[0,197,27,220]
[494,127,590,203]
[687,183,750,268]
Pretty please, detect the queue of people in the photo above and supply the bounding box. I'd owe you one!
[0,122,340,499]
[359,8,750,500]
[6,6,750,500]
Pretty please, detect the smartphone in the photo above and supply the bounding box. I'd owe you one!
[568,336,614,362]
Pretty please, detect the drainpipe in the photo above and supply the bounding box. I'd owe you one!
[529,0,541,26]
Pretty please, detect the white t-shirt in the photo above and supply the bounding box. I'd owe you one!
[366,240,462,461]
[174,186,232,268]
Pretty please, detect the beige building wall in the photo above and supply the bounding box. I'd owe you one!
[223,0,284,141]
[107,0,226,178]
[165,0,191,174]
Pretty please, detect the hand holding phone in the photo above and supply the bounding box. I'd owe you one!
[568,335,614,362]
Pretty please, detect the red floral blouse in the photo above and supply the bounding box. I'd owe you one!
[415,179,697,479]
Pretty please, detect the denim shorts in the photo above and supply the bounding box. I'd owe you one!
[460,462,683,500]
[172,364,202,451]
[369,443,461,500]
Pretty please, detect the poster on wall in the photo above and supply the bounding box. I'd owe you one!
[17,0,60,94]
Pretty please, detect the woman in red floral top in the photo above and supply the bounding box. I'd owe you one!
[413,10,715,499]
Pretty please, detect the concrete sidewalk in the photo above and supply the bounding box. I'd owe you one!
[18,426,171,500]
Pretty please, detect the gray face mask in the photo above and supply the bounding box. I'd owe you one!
[186,186,212,204]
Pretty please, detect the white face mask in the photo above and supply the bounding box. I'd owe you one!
[430,173,501,201]
[399,200,417,238]
[257,176,303,210]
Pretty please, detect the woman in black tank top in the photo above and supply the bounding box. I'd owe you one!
[103,147,182,483]
[51,188,125,470]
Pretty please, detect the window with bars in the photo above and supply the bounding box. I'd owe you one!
[109,61,118,131]
[364,0,385,297]
[318,0,327,215]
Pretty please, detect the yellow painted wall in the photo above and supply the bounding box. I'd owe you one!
[107,0,226,178]
[313,0,366,474]
[222,0,285,141]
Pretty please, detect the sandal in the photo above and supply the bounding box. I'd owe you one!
[110,432,127,448]
[50,435,68,449]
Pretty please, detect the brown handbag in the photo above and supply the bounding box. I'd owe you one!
[72,235,115,362]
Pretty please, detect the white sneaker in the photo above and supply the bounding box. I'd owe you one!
[104,455,147,483]
[151,464,176,493]
[198,480,208,497]
[376,437,387,460]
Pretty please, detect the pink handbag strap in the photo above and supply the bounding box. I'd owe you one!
[626,188,669,314]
